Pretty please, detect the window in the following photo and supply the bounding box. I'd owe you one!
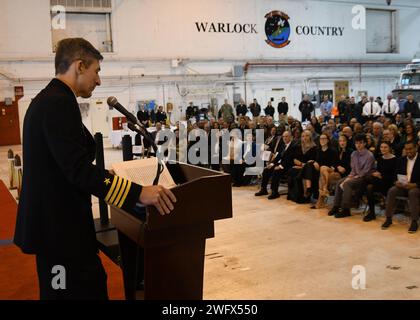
[401,73,420,86]
[51,0,113,52]
[366,9,398,53]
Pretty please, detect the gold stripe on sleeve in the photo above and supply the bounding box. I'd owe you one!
[105,176,119,202]
[117,181,132,208]
[113,178,128,206]
[109,176,123,204]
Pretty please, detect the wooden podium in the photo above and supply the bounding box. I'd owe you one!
[110,162,233,300]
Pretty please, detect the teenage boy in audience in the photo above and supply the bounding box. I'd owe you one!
[328,134,375,218]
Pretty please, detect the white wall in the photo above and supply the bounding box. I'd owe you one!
[0,0,418,136]
[0,0,52,58]
[106,0,420,60]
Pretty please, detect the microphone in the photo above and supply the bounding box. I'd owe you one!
[108,96,159,154]
[107,96,141,127]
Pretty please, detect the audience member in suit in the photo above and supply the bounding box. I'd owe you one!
[149,107,157,125]
[404,95,420,118]
[278,97,289,116]
[137,104,150,127]
[356,96,368,124]
[249,99,261,118]
[255,131,295,199]
[378,128,402,158]
[264,126,278,151]
[236,100,248,118]
[362,96,381,121]
[337,95,349,123]
[382,141,420,233]
[225,129,245,186]
[287,130,318,203]
[298,95,314,122]
[231,132,257,187]
[155,105,167,124]
[264,101,275,117]
[382,94,399,119]
[365,133,377,155]
[348,97,361,123]
[340,127,354,152]
[364,141,397,222]
[371,122,383,146]
[328,133,375,218]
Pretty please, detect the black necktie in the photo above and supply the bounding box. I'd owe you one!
[388,101,391,113]
[371,103,373,115]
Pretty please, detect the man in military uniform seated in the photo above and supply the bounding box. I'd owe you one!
[255,130,296,199]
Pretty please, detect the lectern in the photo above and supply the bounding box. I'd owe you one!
[110,162,233,300]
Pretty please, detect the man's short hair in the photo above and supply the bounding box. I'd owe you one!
[354,133,367,144]
[55,38,103,75]
[405,140,417,148]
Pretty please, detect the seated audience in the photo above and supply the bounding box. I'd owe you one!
[364,141,397,222]
[382,141,420,233]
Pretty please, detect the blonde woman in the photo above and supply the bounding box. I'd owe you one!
[309,134,338,209]
[287,130,317,203]
[317,134,353,207]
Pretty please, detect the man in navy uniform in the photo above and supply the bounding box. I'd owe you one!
[13,38,176,300]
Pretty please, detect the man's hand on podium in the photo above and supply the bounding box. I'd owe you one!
[139,185,177,215]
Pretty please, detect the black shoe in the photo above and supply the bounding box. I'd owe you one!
[255,190,268,196]
[363,213,376,222]
[335,209,351,218]
[268,193,280,200]
[301,196,312,204]
[381,218,392,229]
[328,206,340,216]
[408,220,418,233]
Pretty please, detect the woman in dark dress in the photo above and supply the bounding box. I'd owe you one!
[401,121,418,145]
[364,141,397,222]
[310,116,322,135]
[319,134,353,202]
[306,133,338,208]
[287,130,317,203]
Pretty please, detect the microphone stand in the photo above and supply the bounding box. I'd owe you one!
[127,121,164,186]
[127,121,164,294]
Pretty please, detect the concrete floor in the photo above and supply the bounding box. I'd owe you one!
[1,144,420,300]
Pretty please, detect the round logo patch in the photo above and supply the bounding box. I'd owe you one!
[264,11,291,48]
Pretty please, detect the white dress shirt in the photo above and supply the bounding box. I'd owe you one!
[382,99,399,115]
[407,153,418,183]
[363,101,381,116]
